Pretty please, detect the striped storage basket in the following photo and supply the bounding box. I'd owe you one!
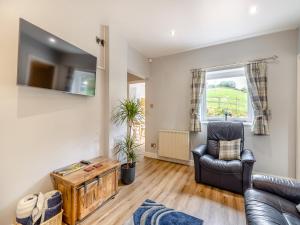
[16,210,63,225]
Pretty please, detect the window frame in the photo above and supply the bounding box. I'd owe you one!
[201,67,253,123]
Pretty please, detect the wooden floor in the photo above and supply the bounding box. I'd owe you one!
[81,157,246,225]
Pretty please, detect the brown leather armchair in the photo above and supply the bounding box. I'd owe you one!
[192,122,255,194]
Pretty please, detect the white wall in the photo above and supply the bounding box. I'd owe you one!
[297,28,300,179]
[298,28,300,54]
[146,30,298,178]
[0,1,132,224]
[297,54,300,180]
[107,27,128,158]
[127,46,150,79]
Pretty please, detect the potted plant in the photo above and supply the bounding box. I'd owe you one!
[112,99,143,185]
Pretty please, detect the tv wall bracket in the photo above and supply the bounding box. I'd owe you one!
[96,36,105,47]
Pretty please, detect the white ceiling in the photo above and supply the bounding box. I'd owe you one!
[99,0,300,58]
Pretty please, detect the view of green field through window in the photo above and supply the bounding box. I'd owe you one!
[206,76,248,119]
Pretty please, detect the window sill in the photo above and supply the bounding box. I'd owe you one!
[201,121,252,127]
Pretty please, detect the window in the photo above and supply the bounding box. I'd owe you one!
[201,67,252,122]
[71,69,96,96]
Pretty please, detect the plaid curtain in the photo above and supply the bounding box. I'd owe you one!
[246,62,271,135]
[190,69,206,132]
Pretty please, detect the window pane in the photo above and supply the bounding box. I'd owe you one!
[206,76,248,119]
[71,70,96,96]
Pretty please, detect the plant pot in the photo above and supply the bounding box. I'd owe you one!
[121,163,136,185]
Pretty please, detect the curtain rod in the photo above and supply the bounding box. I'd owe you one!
[192,55,279,72]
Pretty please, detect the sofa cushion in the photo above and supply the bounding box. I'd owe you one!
[297,204,300,214]
[245,189,300,225]
[200,155,242,173]
[252,174,300,204]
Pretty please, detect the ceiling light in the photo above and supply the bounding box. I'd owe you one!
[171,30,175,37]
[49,37,56,43]
[249,5,258,15]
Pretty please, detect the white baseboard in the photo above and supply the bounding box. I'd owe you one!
[144,151,158,159]
[144,151,194,166]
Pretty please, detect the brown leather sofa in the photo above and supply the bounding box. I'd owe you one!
[192,122,255,194]
[245,174,300,225]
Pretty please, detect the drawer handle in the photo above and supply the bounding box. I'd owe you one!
[97,176,102,186]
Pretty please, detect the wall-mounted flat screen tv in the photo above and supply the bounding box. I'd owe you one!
[17,19,97,96]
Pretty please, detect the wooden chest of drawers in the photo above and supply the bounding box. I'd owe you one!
[51,158,120,225]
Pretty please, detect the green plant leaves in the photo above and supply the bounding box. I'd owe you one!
[113,135,142,165]
[112,98,144,165]
[112,99,144,126]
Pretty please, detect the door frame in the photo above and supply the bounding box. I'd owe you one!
[127,73,146,151]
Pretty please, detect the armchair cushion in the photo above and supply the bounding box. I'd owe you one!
[207,140,219,158]
[219,139,241,160]
[207,122,244,152]
[200,155,242,173]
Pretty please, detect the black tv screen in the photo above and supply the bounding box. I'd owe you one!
[17,19,97,96]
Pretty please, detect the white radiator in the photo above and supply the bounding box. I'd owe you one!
[158,130,190,161]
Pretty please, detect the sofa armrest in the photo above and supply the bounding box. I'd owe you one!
[192,145,207,183]
[253,174,300,204]
[192,144,207,158]
[241,149,256,164]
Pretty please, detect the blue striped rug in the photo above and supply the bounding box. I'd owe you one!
[124,199,203,225]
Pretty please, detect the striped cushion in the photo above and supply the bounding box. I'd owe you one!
[219,139,241,160]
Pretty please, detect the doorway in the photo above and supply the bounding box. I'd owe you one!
[128,73,145,152]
